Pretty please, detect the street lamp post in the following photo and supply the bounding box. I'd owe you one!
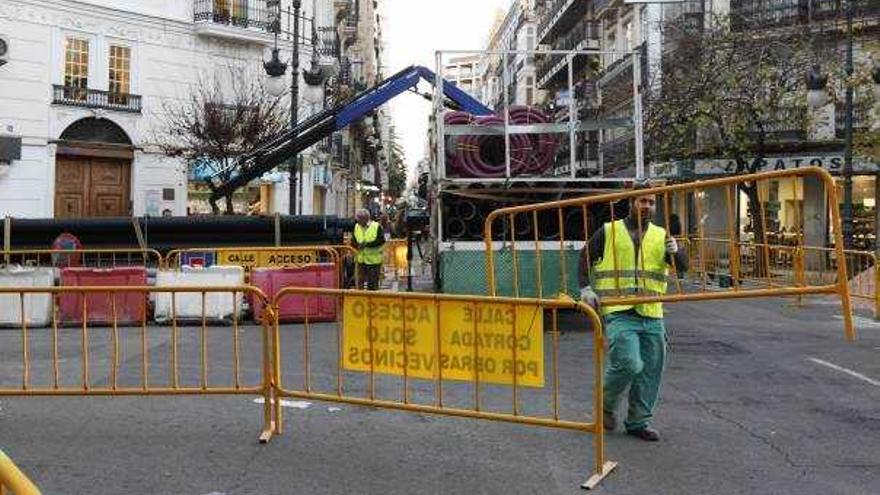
[806,0,856,248]
[264,1,303,216]
[289,0,302,216]
[842,0,854,249]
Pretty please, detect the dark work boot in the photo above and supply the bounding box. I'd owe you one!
[603,410,617,431]
[626,427,660,442]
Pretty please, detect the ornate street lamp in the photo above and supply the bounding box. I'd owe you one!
[805,65,828,110]
[264,47,288,97]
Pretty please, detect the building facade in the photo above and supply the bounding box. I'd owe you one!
[0,0,389,219]
[480,0,542,111]
[443,54,482,99]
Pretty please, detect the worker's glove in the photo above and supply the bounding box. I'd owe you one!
[580,286,600,310]
[665,236,678,254]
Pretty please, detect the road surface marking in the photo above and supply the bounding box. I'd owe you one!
[807,357,880,387]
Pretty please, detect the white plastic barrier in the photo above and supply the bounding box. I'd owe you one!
[0,266,55,327]
[153,265,245,322]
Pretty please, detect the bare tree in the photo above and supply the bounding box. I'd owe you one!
[155,65,287,214]
[644,14,827,276]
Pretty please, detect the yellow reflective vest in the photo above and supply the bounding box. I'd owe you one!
[592,219,668,318]
[354,222,383,265]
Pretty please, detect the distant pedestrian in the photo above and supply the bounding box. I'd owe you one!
[351,209,385,290]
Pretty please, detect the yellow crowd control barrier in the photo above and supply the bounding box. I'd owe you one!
[484,168,855,340]
[165,244,360,289]
[1,248,162,269]
[0,450,41,495]
[268,288,615,489]
[165,245,339,270]
[0,285,278,442]
[682,238,878,317]
[0,285,615,489]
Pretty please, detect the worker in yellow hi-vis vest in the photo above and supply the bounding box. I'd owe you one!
[351,208,386,290]
[578,182,688,442]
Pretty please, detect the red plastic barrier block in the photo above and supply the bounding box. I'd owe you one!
[251,263,338,323]
[59,267,148,325]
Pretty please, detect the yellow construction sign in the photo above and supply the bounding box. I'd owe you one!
[342,295,544,387]
[217,249,318,268]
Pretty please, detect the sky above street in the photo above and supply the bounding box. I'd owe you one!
[383,0,512,182]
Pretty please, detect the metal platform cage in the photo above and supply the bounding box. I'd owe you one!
[429,48,647,294]
[432,48,647,186]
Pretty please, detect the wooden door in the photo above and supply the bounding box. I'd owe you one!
[55,158,89,218]
[55,157,130,218]
[88,158,130,216]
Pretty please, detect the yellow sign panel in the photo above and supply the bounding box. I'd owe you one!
[217,249,318,268]
[342,295,544,387]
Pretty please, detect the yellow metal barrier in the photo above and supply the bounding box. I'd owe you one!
[269,287,616,489]
[684,238,877,317]
[165,244,361,289]
[0,248,162,269]
[0,284,614,489]
[0,285,278,442]
[0,450,40,495]
[484,168,855,340]
[165,245,339,270]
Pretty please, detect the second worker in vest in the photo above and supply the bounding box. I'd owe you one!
[578,183,688,442]
[352,209,386,290]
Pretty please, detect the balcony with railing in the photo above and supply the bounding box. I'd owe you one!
[317,26,340,59]
[600,130,635,175]
[731,0,876,30]
[744,106,809,141]
[337,2,359,45]
[338,57,367,91]
[193,0,274,42]
[835,102,873,139]
[536,20,600,87]
[52,85,142,113]
[555,134,599,175]
[536,0,590,44]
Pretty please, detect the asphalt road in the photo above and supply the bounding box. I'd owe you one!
[1,295,878,495]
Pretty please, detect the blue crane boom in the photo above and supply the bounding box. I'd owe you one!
[207,65,492,210]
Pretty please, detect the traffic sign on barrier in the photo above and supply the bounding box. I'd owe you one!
[342,294,544,387]
[217,249,318,268]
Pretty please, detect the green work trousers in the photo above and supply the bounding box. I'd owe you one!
[603,310,667,432]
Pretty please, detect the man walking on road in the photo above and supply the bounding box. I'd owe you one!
[352,208,385,290]
[578,183,688,441]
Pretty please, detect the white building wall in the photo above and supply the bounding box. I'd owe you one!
[0,0,336,218]
[0,6,53,217]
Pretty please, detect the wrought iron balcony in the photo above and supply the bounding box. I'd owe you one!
[731,0,876,30]
[536,0,589,44]
[754,106,808,139]
[835,102,872,139]
[317,26,340,59]
[601,131,635,173]
[52,85,142,113]
[535,20,600,87]
[193,0,272,32]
